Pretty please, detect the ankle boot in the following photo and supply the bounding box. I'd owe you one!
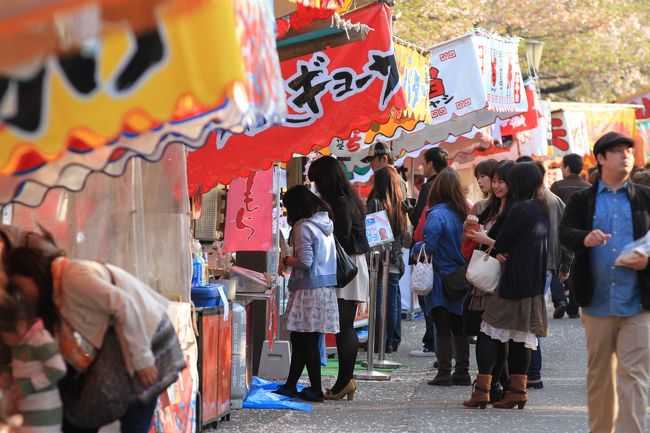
[427,336,453,386]
[493,374,528,409]
[452,335,471,385]
[463,374,491,408]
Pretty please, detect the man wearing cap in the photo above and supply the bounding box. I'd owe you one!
[560,132,650,433]
[362,141,408,198]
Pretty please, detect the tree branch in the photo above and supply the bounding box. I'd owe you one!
[541,82,577,94]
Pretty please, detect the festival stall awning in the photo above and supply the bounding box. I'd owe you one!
[621,88,650,120]
[324,38,431,158]
[335,30,529,178]
[550,103,640,162]
[0,0,286,206]
[187,3,406,193]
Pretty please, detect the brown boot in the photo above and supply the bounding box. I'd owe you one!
[493,374,528,409]
[427,336,453,386]
[463,374,491,409]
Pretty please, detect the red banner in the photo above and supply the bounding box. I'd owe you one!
[223,168,274,252]
[187,3,404,192]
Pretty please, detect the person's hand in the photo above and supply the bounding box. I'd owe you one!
[559,272,570,283]
[584,230,612,248]
[278,260,286,275]
[136,365,159,388]
[463,215,479,230]
[618,251,649,271]
[496,253,508,264]
[468,229,490,245]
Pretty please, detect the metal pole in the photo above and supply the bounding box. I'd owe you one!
[355,252,389,381]
[373,250,401,369]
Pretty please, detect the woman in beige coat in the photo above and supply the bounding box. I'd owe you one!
[4,245,184,433]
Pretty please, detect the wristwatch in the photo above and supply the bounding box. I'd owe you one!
[283,256,290,267]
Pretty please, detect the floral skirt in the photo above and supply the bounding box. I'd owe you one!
[285,287,340,333]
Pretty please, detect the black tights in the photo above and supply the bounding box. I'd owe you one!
[431,307,463,337]
[476,332,531,376]
[286,331,322,392]
[475,333,508,385]
[332,300,358,394]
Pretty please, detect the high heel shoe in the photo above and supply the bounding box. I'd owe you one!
[324,379,357,401]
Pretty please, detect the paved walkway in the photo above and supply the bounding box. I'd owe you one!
[214,311,595,433]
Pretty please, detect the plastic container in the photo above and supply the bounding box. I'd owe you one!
[229,266,269,293]
[191,283,225,308]
[231,302,247,409]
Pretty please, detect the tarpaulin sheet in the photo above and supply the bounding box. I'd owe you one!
[243,377,313,412]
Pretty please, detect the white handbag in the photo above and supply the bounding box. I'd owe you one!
[411,245,434,296]
[466,246,502,294]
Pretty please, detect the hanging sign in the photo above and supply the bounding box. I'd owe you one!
[394,42,431,123]
[335,30,528,180]
[223,168,274,252]
[500,83,539,136]
[187,3,405,192]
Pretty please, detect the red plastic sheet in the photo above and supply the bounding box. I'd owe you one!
[187,3,405,193]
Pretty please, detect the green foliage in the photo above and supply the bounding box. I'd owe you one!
[393,0,650,102]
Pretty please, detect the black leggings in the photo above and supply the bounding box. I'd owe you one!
[286,331,322,392]
[476,332,531,376]
[431,306,463,337]
[332,300,358,394]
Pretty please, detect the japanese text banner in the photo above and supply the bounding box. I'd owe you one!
[187,3,405,192]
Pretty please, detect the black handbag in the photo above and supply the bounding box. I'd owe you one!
[442,264,471,300]
[335,236,358,288]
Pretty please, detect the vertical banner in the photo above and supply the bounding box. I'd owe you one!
[224,168,274,252]
[394,42,432,123]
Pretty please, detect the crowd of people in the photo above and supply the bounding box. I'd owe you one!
[0,130,647,433]
[274,131,650,433]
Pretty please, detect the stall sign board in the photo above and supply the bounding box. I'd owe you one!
[223,168,274,252]
[365,210,394,247]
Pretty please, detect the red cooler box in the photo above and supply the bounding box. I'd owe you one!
[196,305,232,430]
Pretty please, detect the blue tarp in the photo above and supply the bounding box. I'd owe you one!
[242,377,313,412]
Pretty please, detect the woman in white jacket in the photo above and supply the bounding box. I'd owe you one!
[274,186,339,403]
[4,245,184,433]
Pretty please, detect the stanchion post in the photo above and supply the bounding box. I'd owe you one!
[372,249,401,369]
[355,251,389,381]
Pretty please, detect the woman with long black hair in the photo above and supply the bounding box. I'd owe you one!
[463,162,549,409]
[367,166,406,354]
[275,185,340,402]
[308,156,370,400]
[464,160,514,401]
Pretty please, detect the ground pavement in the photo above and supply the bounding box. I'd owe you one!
[213,311,596,433]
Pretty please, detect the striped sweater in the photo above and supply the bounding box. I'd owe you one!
[11,319,66,433]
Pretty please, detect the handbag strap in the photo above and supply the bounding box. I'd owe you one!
[417,244,429,264]
[51,256,70,311]
[483,245,494,261]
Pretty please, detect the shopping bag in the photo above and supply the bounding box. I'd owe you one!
[466,246,501,294]
[410,245,434,296]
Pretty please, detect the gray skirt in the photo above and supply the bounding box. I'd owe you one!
[285,287,340,333]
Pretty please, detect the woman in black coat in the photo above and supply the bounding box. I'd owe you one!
[308,156,370,400]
